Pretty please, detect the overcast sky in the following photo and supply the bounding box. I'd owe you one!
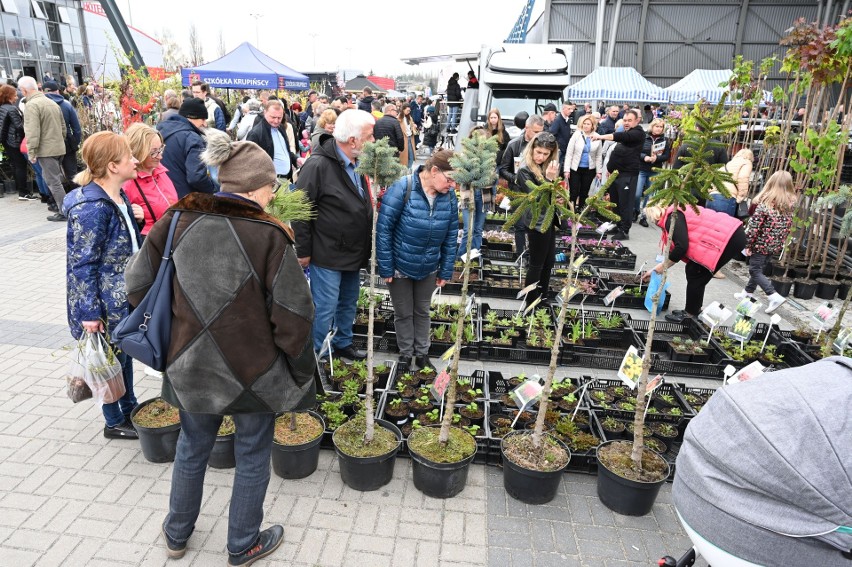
[116,0,541,76]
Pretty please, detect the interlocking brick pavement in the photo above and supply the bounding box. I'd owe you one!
[0,195,721,566]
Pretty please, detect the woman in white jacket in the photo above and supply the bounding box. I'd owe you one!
[563,114,603,209]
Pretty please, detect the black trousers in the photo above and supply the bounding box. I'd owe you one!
[569,166,597,210]
[609,172,638,233]
[4,144,28,195]
[525,226,556,306]
[684,226,748,315]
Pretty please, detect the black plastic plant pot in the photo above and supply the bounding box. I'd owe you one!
[272,411,325,480]
[209,433,235,469]
[771,278,793,297]
[770,264,787,277]
[408,427,477,498]
[334,419,402,491]
[815,280,840,300]
[130,399,180,464]
[838,280,852,301]
[793,279,817,300]
[596,440,670,516]
[501,430,571,505]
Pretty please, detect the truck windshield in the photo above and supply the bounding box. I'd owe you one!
[489,90,563,119]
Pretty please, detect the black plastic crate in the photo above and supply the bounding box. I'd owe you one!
[479,341,559,364]
[587,379,691,425]
[317,359,396,391]
[630,318,728,378]
[673,383,717,416]
[485,370,582,401]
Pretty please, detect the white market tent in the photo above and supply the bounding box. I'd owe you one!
[566,67,668,103]
[665,69,773,105]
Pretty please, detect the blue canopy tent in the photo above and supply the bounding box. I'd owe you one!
[566,67,668,103]
[181,42,310,91]
[665,69,771,105]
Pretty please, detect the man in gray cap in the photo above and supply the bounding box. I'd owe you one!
[541,103,558,129]
[156,97,215,197]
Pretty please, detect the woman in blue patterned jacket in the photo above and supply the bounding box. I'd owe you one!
[64,132,144,440]
[376,149,458,371]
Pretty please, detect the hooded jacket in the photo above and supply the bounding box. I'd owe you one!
[156,115,215,197]
[292,134,373,271]
[64,183,142,340]
[376,168,457,281]
[124,193,316,415]
[46,91,81,149]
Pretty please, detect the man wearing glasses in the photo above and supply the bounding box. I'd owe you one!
[293,109,376,362]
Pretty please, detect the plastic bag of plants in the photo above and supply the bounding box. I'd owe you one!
[78,333,126,404]
[65,344,92,403]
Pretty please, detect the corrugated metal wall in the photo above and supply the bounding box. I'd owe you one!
[539,0,823,86]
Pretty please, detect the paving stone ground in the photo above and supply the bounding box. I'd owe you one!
[18,189,839,566]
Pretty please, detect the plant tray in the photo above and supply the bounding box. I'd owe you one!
[673,384,717,417]
[317,359,397,392]
[482,248,519,261]
[589,379,691,426]
[630,318,728,378]
[484,370,583,401]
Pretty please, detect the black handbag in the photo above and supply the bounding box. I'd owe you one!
[113,212,181,371]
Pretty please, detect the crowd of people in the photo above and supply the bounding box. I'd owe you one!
[1,69,802,563]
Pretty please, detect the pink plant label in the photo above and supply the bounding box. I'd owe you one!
[432,370,452,398]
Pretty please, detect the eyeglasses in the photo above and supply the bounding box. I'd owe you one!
[437,169,456,183]
[272,178,283,194]
[149,145,165,158]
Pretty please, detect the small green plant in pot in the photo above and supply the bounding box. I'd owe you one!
[499,169,619,504]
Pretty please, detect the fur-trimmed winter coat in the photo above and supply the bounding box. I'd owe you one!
[124,192,316,414]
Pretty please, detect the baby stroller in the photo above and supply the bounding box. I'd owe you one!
[662,356,852,567]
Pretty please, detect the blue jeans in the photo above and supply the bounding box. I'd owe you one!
[406,137,415,168]
[447,104,460,129]
[635,170,658,213]
[309,264,360,353]
[458,189,484,257]
[706,193,737,216]
[23,153,50,197]
[102,350,137,427]
[164,411,275,556]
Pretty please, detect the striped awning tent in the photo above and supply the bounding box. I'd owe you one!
[665,69,773,105]
[566,67,668,103]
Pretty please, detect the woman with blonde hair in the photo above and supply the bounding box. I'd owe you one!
[563,114,602,209]
[735,170,798,313]
[516,132,560,306]
[311,108,338,149]
[636,118,671,226]
[121,123,178,237]
[708,148,754,217]
[485,108,509,210]
[64,132,145,439]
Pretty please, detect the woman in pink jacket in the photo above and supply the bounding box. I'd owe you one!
[122,123,178,236]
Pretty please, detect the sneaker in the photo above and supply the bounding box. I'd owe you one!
[228,525,284,566]
[47,203,58,212]
[161,522,187,559]
[18,193,39,201]
[46,213,67,222]
[103,420,138,440]
[639,216,649,227]
[665,312,687,324]
[765,293,786,314]
[733,289,754,300]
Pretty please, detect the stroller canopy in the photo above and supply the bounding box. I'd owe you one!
[674,356,852,561]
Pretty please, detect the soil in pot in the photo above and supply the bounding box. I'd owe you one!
[643,437,668,455]
[596,440,670,516]
[383,398,410,426]
[501,431,571,504]
[272,412,325,479]
[600,417,626,439]
[209,416,236,469]
[459,404,484,425]
[130,398,181,463]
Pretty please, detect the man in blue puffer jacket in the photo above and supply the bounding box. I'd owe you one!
[376,149,458,371]
[156,98,216,197]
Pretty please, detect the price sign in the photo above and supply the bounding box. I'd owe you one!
[561,284,580,304]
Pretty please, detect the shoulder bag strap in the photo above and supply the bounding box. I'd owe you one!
[402,175,414,206]
[134,179,158,224]
[161,212,181,264]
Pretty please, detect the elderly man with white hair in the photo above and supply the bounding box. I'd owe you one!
[292,109,375,361]
[19,75,68,221]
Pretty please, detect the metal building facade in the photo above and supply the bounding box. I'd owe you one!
[531,0,834,86]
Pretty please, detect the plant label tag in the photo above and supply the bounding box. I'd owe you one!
[834,327,852,354]
[572,255,588,269]
[635,260,647,276]
[769,313,782,326]
[735,298,761,317]
[561,284,580,303]
[723,364,736,379]
[596,221,616,235]
[465,294,475,316]
[440,345,456,361]
[510,378,543,409]
[499,196,512,211]
[728,361,765,384]
[699,301,733,328]
[812,302,838,326]
[652,140,666,153]
[644,374,665,397]
[603,286,625,306]
[516,282,539,300]
[727,314,757,342]
[430,370,452,401]
[522,297,543,315]
[616,345,642,390]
